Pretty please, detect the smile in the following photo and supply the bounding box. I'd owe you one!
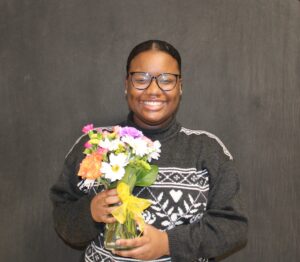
[142,101,165,106]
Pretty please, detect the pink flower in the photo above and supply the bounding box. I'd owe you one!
[142,136,152,145]
[84,141,92,149]
[113,126,122,135]
[97,147,108,155]
[82,124,94,134]
[102,131,109,138]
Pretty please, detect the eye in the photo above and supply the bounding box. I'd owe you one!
[160,78,172,84]
[134,77,148,84]
[159,75,175,85]
[131,73,150,86]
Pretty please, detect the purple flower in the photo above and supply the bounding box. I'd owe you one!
[82,124,94,134]
[119,126,143,138]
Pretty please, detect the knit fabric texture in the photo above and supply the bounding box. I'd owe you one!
[50,114,247,262]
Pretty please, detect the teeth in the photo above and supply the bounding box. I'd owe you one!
[143,101,163,106]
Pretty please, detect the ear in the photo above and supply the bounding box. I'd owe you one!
[179,79,183,95]
[124,79,129,96]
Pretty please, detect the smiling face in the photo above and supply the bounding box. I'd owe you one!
[126,50,182,129]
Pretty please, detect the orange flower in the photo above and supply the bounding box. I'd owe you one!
[78,151,103,179]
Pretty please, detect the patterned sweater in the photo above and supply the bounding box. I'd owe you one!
[50,115,248,262]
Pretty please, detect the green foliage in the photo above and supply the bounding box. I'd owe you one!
[90,138,100,145]
[120,165,137,192]
[83,148,92,155]
[135,165,158,187]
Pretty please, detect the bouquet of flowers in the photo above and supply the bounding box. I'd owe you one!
[77,124,161,250]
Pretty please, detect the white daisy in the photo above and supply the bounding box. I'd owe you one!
[99,138,122,151]
[147,140,161,161]
[122,136,148,157]
[100,153,128,182]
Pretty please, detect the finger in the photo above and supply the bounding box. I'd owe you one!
[105,195,120,205]
[116,236,148,248]
[101,215,116,224]
[113,245,147,259]
[106,205,120,214]
[92,206,113,222]
[95,190,109,199]
[107,189,118,196]
[95,189,116,200]
[99,205,117,215]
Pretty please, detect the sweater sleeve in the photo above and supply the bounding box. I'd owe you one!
[49,136,104,248]
[166,136,248,261]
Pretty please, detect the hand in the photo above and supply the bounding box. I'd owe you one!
[90,189,120,223]
[113,224,170,260]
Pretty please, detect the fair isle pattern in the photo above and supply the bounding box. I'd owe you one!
[85,241,172,262]
[135,167,209,230]
[78,178,104,193]
[180,127,233,160]
[155,167,209,190]
[84,167,209,262]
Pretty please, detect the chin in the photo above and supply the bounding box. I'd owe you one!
[144,115,173,126]
[142,114,166,124]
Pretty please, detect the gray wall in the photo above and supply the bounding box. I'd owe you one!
[0,0,299,261]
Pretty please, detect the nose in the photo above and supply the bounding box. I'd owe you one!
[146,77,162,95]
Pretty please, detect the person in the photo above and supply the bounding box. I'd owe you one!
[50,40,248,262]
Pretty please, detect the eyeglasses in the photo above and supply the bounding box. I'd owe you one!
[129,72,181,91]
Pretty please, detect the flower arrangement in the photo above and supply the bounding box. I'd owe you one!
[77,124,161,250]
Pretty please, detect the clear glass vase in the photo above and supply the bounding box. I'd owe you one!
[104,215,139,251]
[104,167,142,251]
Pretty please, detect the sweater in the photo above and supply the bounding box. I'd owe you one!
[50,114,248,262]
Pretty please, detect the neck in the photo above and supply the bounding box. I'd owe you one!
[133,114,174,131]
[120,111,181,142]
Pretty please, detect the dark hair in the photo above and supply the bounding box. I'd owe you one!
[126,40,181,76]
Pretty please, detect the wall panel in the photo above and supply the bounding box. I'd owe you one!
[0,0,299,261]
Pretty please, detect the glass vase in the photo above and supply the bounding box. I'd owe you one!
[104,214,140,251]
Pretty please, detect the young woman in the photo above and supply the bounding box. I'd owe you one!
[50,40,248,261]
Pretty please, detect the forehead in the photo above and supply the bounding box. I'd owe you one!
[129,50,179,74]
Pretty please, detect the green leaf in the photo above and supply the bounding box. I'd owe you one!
[97,177,110,189]
[102,153,108,162]
[120,165,137,192]
[83,148,92,155]
[88,130,94,138]
[139,160,151,170]
[108,180,117,189]
[90,133,98,139]
[135,165,158,187]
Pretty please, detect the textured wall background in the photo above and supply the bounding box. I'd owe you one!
[0,0,299,261]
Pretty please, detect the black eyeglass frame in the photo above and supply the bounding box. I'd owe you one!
[129,72,181,91]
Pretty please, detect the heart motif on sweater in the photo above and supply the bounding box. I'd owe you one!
[170,189,183,203]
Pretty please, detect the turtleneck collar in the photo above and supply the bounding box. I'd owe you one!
[120,111,181,142]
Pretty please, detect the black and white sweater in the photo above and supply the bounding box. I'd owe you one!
[50,115,248,262]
